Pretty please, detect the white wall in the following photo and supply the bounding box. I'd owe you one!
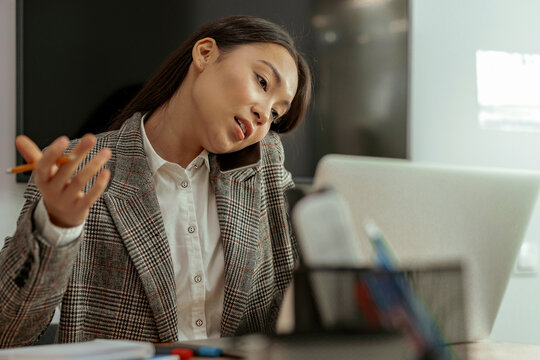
[3,0,540,345]
[410,0,540,344]
[0,0,27,251]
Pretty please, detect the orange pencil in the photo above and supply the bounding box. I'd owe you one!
[5,154,76,174]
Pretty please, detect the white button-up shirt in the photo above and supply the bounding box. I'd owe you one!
[140,117,224,340]
[34,117,225,340]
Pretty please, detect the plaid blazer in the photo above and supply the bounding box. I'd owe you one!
[0,113,297,347]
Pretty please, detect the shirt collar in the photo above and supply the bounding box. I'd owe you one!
[140,114,210,176]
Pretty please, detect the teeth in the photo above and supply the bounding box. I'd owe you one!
[236,117,246,134]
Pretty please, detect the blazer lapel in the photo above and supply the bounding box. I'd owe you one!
[210,155,262,336]
[103,115,178,342]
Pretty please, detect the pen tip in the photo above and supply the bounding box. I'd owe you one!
[5,168,12,174]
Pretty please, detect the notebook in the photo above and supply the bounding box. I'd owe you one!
[311,154,540,342]
[0,339,153,360]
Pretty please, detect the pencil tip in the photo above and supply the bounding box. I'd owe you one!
[5,168,12,174]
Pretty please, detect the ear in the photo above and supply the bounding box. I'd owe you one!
[192,37,219,72]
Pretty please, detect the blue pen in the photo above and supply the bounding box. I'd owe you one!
[367,224,446,341]
[364,221,456,360]
[154,343,223,357]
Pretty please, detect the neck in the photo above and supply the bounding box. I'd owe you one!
[144,94,203,168]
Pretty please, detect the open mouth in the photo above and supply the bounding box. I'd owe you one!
[235,116,247,135]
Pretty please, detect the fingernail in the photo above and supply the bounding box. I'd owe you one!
[57,136,69,146]
[100,148,111,158]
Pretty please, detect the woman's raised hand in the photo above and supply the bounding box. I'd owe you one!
[15,134,111,228]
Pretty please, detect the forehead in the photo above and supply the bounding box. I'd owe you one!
[228,43,298,99]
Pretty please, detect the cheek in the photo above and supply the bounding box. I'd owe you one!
[252,124,272,143]
[221,69,256,102]
[229,81,255,104]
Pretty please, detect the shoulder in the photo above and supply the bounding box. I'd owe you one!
[94,129,120,149]
[68,113,142,159]
[64,129,120,164]
[258,132,294,190]
[259,131,286,166]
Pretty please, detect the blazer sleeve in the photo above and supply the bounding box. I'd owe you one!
[0,179,83,348]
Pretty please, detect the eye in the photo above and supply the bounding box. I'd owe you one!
[271,109,279,121]
[256,74,268,91]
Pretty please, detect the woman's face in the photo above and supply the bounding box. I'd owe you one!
[190,42,298,154]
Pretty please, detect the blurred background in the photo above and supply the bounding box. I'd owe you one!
[13,0,408,182]
[2,0,540,345]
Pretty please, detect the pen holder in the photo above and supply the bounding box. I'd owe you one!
[286,265,467,360]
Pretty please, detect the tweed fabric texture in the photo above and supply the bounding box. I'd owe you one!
[0,113,297,347]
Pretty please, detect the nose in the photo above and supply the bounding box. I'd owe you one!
[252,102,272,125]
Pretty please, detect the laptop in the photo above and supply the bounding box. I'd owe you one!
[310,154,540,342]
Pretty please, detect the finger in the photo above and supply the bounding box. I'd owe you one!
[57,134,97,175]
[15,135,43,164]
[50,134,97,191]
[33,136,69,184]
[62,148,111,198]
[77,168,111,210]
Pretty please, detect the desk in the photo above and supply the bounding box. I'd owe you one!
[453,340,540,360]
[191,340,540,360]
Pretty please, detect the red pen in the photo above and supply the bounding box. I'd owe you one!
[154,343,224,358]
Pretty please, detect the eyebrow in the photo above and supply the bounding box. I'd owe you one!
[257,59,292,111]
[258,59,282,85]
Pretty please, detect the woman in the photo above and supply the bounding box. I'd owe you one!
[0,15,311,346]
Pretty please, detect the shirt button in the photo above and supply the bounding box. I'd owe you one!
[195,319,203,327]
[180,181,188,188]
[194,275,202,283]
[187,226,196,234]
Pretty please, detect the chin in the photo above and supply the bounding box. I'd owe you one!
[207,142,238,155]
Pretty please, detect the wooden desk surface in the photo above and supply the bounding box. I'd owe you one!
[452,340,540,360]
[189,340,540,360]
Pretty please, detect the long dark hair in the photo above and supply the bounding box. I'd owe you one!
[111,15,311,134]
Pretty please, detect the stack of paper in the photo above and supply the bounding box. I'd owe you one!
[0,339,154,360]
